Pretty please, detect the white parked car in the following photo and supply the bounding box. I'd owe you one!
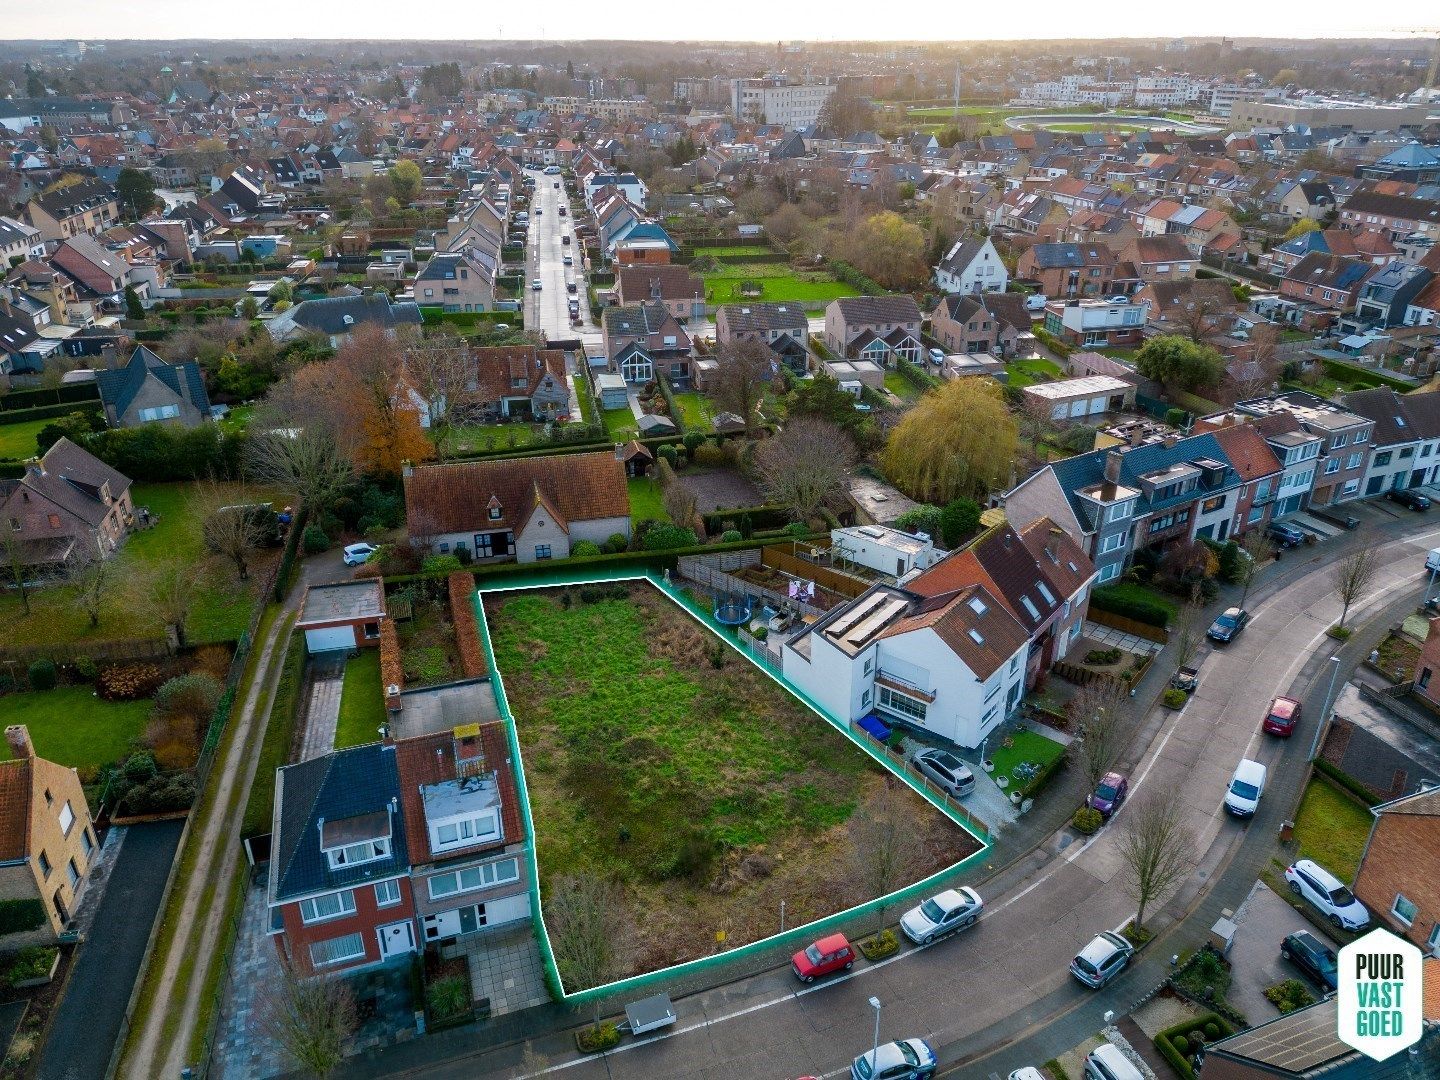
[342,542,378,567]
[1223,758,1267,818]
[1084,1044,1144,1080]
[927,347,946,364]
[900,887,983,945]
[1284,859,1371,931]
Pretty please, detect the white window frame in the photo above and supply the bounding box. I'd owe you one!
[299,889,357,925]
[1097,562,1122,583]
[1393,893,1418,927]
[1098,532,1126,554]
[374,879,402,908]
[431,811,500,854]
[427,857,520,900]
[325,837,390,870]
[309,932,366,968]
[58,802,75,837]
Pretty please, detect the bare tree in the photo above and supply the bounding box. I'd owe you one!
[144,562,201,647]
[258,961,357,1078]
[62,551,111,629]
[404,332,476,459]
[1333,547,1377,629]
[1070,680,1129,794]
[547,873,633,1029]
[246,429,353,517]
[1116,788,1195,932]
[708,339,773,434]
[1172,598,1206,673]
[849,778,928,934]
[755,417,855,522]
[1236,529,1271,608]
[0,530,34,616]
[1230,323,1282,401]
[194,482,270,581]
[1175,298,1223,345]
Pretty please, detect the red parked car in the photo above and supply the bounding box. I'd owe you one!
[1263,696,1302,737]
[791,933,854,983]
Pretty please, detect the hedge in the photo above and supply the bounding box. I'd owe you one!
[895,357,941,392]
[1154,1013,1235,1080]
[1311,759,1382,806]
[700,504,794,532]
[0,898,48,935]
[419,308,519,328]
[1090,584,1173,628]
[0,402,104,427]
[656,374,683,433]
[828,260,884,296]
[1319,358,1415,394]
[0,383,102,413]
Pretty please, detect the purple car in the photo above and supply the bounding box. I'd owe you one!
[1087,771,1129,818]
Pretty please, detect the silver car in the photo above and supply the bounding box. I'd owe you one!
[900,887,983,945]
[912,748,975,797]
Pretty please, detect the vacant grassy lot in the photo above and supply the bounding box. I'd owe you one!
[0,481,279,646]
[0,418,49,460]
[488,584,979,979]
[627,477,668,525]
[334,649,384,750]
[701,266,858,307]
[1005,358,1065,388]
[0,687,149,768]
[1293,776,1372,882]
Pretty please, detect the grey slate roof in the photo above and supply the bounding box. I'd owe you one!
[3,437,132,528]
[273,293,423,337]
[1046,432,1238,530]
[95,345,209,420]
[269,743,410,904]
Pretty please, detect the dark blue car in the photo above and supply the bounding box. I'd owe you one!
[1266,521,1306,548]
[1282,931,1338,992]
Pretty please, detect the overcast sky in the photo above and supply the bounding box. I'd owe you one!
[6,0,1427,43]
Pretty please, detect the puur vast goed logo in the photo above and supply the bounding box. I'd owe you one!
[1336,928,1423,1061]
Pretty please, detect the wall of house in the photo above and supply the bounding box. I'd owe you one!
[1353,814,1440,950]
[515,513,571,563]
[412,848,532,945]
[278,878,416,977]
[879,628,1024,749]
[781,632,869,726]
[569,515,632,548]
[1190,490,1236,543]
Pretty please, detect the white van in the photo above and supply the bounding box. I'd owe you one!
[1426,547,1440,574]
[1224,758,1267,818]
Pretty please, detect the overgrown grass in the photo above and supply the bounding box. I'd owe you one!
[986,728,1067,789]
[334,649,384,750]
[701,268,858,306]
[1293,776,1373,882]
[240,624,302,839]
[627,477,669,525]
[0,688,149,768]
[0,418,49,460]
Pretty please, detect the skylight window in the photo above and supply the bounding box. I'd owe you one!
[1036,582,1056,605]
[968,629,985,645]
[967,597,988,616]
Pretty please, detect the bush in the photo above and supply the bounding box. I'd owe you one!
[576,1022,621,1053]
[894,504,943,538]
[1172,1036,1189,1055]
[4,946,57,987]
[570,540,601,557]
[1091,584,1173,628]
[940,497,982,548]
[1327,624,1352,640]
[657,444,678,466]
[1083,647,1123,665]
[1163,688,1188,709]
[1265,978,1316,1014]
[784,522,810,539]
[26,659,56,692]
[425,975,472,1022]
[682,432,705,453]
[858,929,899,960]
[720,529,743,543]
[1073,807,1103,834]
[0,899,47,935]
[1204,1022,1220,1040]
[1154,1012,1235,1080]
[73,655,98,682]
[301,524,330,554]
[98,664,164,701]
[644,524,699,550]
[1165,407,1188,427]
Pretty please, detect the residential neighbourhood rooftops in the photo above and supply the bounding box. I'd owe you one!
[395,725,523,866]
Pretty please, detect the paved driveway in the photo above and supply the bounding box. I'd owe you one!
[1226,879,1321,1024]
[37,820,183,1080]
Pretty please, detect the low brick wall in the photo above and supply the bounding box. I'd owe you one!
[448,572,486,679]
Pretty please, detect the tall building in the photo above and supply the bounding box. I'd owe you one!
[729,77,836,130]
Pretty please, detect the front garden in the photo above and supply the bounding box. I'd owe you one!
[1291,775,1373,882]
[485,582,982,984]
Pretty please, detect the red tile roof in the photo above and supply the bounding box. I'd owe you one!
[394,724,524,867]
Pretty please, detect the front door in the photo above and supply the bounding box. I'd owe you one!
[378,920,415,959]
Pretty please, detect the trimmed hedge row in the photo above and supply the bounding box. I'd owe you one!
[700,504,794,532]
[828,260,884,296]
[0,401,104,428]
[1154,1013,1235,1080]
[0,383,101,413]
[1318,358,1415,394]
[1090,584,1172,628]
[1311,759,1382,806]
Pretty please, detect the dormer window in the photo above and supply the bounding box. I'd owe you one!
[487,495,503,520]
[430,811,499,853]
[326,837,390,869]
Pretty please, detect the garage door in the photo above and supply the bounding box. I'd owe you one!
[305,626,355,653]
[484,892,531,927]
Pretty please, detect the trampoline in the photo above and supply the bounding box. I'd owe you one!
[712,590,753,626]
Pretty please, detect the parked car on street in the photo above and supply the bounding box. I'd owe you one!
[851,1038,937,1080]
[1223,758,1267,818]
[1070,931,1134,988]
[1389,489,1431,511]
[1266,521,1306,548]
[1207,607,1250,643]
[1262,696,1301,737]
[1008,1071,1047,1080]
[1281,930,1339,991]
[791,933,854,983]
[899,887,983,945]
[1087,771,1129,818]
[1284,859,1371,930]
[911,748,975,797]
[342,542,377,566]
[1083,1044,1145,1080]
[531,279,542,290]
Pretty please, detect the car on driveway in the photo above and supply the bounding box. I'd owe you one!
[911,748,975,797]
[1207,606,1250,643]
[851,1038,937,1080]
[1083,1044,1144,1080]
[1266,521,1306,548]
[1262,696,1301,737]
[791,933,854,983]
[1087,771,1129,818]
[342,542,377,567]
[900,887,983,944]
[1389,489,1431,511]
[1070,930,1134,988]
[1284,859,1370,930]
[1281,930,1338,991]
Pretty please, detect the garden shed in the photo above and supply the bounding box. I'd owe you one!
[297,580,386,655]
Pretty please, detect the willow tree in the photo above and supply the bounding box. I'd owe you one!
[880,377,1017,504]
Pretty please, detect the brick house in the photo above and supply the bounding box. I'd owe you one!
[396,724,532,947]
[1413,616,1440,715]
[414,251,496,313]
[1015,242,1117,300]
[268,743,417,977]
[614,265,705,323]
[714,302,809,372]
[471,346,570,420]
[1118,235,1197,285]
[601,302,693,387]
[0,438,134,567]
[0,725,99,944]
[1278,252,1375,318]
[823,295,923,366]
[1352,784,1440,955]
[403,452,631,563]
[1042,299,1146,349]
[1337,185,1440,243]
[930,295,999,355]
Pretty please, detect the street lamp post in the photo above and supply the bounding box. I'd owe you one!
[1308,655,1343,762]
[868,997,882,1074]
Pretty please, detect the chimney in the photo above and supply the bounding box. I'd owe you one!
[452,723,488,779]
[4,726,34,761]
[1163,435,1178,449]
[1128,425,1144,447]
[1103,449,1123,485]
[1046,525,1063,563]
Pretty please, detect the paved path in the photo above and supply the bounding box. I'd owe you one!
[38,821,183,1080]
[299,653,344,761]
[334,505,1440,1080]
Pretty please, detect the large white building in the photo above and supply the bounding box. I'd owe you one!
[730,77,836,130]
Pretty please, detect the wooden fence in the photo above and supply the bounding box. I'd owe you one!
[761,546,870,600]
[0,637,172,669]
[1088,608,1170,644]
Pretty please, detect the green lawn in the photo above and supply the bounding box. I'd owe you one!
[217,406,252,435]
[986,728,1067,790]
[906,105,1030,121]
[690,245,773,258]
[884,372,920,401]
[240,623,301,839]
[334,649,385,750]
[0,481,275,646]
[627,477,669,525]
[0,687,149,769]
[0,418,49,460]
[1006,358,1064,388]
[603,406,638,439]
[671,391,714,432]
[442,422,540,455]
[1293,776,1373,883]
[701,268,858,307]
[1040,122,1152,133]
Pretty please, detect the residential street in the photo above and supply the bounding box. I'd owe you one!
[331,502,1440,1080]
[526,171,590,340]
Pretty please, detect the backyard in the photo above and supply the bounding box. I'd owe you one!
[701,264,858,308]
[0,481,281,646]
[1292,776,1373,882]
[626,477,668,526]
[0,687,149,769]
[0,418,50,460]
[671,391,714,432]
[602,407,638,440]
[440,422,541,455]
[392,584,465,686]
[485,583,981,981]
[1004,357,1065,389]
[334,649,385,750]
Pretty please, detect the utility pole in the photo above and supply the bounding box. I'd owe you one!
[1308,655,1343,762]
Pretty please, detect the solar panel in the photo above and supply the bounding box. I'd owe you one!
[1216,1000,1348,1072]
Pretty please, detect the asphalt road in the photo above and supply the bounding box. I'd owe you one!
[525,171,587,340]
